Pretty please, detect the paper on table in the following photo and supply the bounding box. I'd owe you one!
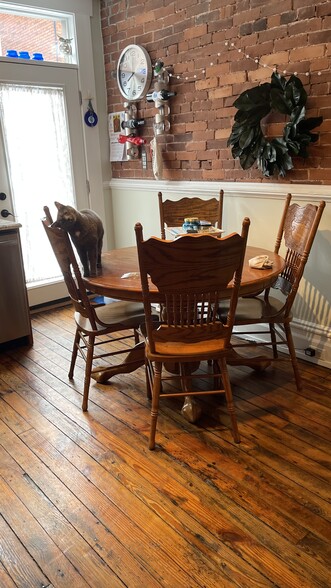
[248,255,273,269]
[121,272,140,278]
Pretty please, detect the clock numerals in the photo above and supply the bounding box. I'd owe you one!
[117,44,152,100]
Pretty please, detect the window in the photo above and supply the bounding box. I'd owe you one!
[0,3,77,64]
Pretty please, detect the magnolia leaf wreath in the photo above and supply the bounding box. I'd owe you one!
[228,72,323,177]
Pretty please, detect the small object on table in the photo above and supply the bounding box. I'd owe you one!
[167,226,223,239]
[182,217,200,231]
[249,255,273,269]
[198,220,212,230]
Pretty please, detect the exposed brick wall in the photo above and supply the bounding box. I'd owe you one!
[101,0,331,184]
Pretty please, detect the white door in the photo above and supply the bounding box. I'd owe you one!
[0,59,88,306]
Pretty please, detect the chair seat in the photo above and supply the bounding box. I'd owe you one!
[75,300,146,332]
[220,295,292,323]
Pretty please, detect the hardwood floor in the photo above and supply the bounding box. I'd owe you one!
[0,305,330,588]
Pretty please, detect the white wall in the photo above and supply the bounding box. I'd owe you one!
[107,178,331,369]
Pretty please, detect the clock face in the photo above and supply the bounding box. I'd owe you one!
[117,44,152,101]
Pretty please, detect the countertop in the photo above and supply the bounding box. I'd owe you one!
[0,219,22,231]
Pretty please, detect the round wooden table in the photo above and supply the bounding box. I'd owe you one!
[84,245,285,302]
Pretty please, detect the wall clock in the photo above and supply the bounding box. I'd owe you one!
[117,44,152,101]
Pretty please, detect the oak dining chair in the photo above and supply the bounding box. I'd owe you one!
[219,197,326,391]
[42,207,148,412]
[135,217,250,450]
[158,189,224,239]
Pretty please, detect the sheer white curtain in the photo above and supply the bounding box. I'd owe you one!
[0,83,76,283]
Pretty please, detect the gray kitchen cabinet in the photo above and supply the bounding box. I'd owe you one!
[0,222,33,346]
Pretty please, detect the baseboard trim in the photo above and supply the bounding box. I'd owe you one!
[234,321,331,369]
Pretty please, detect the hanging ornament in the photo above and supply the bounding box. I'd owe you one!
[150,136,163,180]
[57,36,73,56]
[84,99,98,127]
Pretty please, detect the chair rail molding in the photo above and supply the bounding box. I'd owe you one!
[107,179,331,202]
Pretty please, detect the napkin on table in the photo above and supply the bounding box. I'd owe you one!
[248,255,273,269]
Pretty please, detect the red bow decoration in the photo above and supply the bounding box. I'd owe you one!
[118,134,146,145]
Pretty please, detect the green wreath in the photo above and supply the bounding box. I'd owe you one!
[228,72,323,177]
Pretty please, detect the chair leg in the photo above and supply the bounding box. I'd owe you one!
[149,361,162,450]
[212,359,222,390]
[82,335,95,412]
[145,358,153,400]
[134,328,140,345]
[68,329,80,379]
[269,323,278,358]
[284,323,303,391]
[219,357,240,443]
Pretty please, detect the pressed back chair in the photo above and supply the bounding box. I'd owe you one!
[158,189,223,239]
[42,207,148,411]
[135,217,250,450]
[219,197,326,391]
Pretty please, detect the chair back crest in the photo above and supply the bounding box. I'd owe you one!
[42,210,97,329]
[135,219,250,352]
[158,190,223,239]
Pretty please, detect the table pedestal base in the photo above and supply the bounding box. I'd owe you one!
[91,342,145,383]
[178,351,272,424]
[90,344,272,424]
[227,352,272,371]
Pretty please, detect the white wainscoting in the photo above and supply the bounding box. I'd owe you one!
[107,179,331,369]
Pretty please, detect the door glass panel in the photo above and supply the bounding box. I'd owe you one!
[0,5,76,63]
[0,82,76,284]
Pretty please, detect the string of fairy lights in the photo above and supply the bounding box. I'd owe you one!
[167,39,323,82]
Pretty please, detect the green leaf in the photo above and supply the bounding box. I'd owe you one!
[227,123,243,146]
[233,83,270,111]
[270,71,286,91]
[238,127,255,149]
[297,116,323,132]
[270,88,291,114]
[271,137,288,152]
[231,145,243,158]
[290,105,306,127]
[285,75,306,107]
[286,139,301,155]
[308,132,319,143]
[239,149,257,169]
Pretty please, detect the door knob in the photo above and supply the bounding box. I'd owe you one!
[1,209,14,218]
[0,192,7,201]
